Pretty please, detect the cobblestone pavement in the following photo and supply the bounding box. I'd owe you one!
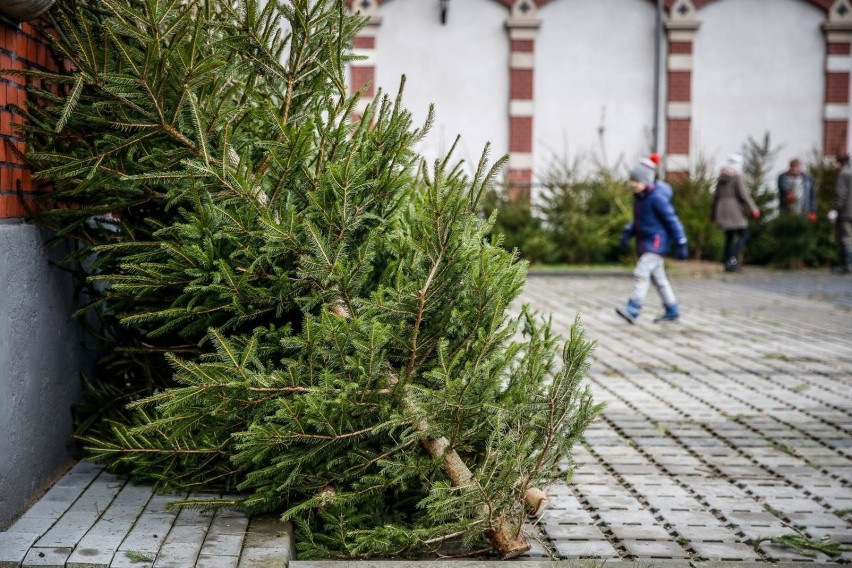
[1,271,850,567]
[519,271,852,564]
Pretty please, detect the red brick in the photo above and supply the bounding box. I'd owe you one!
[506,169,532,202]
[824,119,848,155]
[37,42,47,67]
[21,167,32,191]
[350,65,374,98]
[668,41,692,55]
[666,118,691,154]
[828,42,852,55]
[511,39,534,53]
[0,167,10,191]
[352,36,375,49]
[12,167,22,191]
[0,110,11,136]
[825,72,850,104]
[16,32,26,58]
[6,195,25,218]
[509,116,532,152]
[510,68,533,100]
[667,71,691,102]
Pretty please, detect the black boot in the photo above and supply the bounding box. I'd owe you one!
[724,257,741,273]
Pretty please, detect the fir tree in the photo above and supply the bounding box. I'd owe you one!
[11,0,602,558]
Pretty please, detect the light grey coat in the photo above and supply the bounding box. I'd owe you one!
[712,170,758,231]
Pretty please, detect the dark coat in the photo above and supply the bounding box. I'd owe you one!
[712,171,757,231]
[834,164,852,221]
[622,185,687,255]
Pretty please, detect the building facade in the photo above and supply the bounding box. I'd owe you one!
[347,0,852,196]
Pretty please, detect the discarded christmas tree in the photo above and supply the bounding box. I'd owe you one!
[15,0,602,558]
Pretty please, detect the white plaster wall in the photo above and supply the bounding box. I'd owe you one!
[374,0,508,173]
[692,0,825,178]
[536,0,658,178]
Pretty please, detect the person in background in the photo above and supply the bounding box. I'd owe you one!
[711,154,760,273]
[616,160,689,324]
[778,158,816,220]
[829,153,852,274]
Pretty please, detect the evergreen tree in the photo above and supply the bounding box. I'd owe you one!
[12,0,602,558]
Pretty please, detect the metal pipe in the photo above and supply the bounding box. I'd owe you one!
[653,0,664,154]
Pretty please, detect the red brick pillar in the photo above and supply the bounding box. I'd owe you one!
[822,1,852,156]
[347,0,382,121]
[505,0,540,201]
[663,0,700,178]
[1,20,57,218]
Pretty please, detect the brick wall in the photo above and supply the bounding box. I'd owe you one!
[0,18,58,219]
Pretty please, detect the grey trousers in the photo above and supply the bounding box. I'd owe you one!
[631,252,678,307]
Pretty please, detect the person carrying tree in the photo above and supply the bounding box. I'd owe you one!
[616,159,689,324]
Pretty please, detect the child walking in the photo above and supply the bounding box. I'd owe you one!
[616,160,689,324]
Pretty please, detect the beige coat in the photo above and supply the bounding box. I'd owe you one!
[712,169,757,231]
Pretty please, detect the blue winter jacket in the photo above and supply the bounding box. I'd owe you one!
[622,184,687,255]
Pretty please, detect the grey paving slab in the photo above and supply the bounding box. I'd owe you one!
[237,517,293,568]
[0,532,40,568]
[22,547,73,567]
[690,541,762,561]
[5,271,852,565]
[521,272,852,564]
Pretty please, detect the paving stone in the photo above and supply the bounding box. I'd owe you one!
[620,539,690,558]
[672,524,741,542]
[235,547,289,568]
[153,540,204,567]
[550,539,619,559]
[35,511,102,548]
[22,547,72,567]
[689,541,761,561]
[195,554,239,568]
[116,514,176,556]
[540,523,606,540]
[4,516,57,536]
[151,523,210,567]
[237,517,293,568]
[607,524,672,541]
[109,550,155,568]
[595,509,659,526]
[785,511,850,529]
[67,483,156,567]
[657,510,721,527]
[0,532,40,568]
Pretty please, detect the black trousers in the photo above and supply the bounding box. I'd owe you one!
[724,228,748,263]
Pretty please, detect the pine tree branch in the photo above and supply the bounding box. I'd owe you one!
[329,301,531,558]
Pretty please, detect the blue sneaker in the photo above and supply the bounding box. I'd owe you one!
[616,299,641,324]
[654,303,680,323]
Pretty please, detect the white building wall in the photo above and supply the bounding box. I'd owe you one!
[374,0,508,172]
[536,0,658,178]
[692,0,825,178]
